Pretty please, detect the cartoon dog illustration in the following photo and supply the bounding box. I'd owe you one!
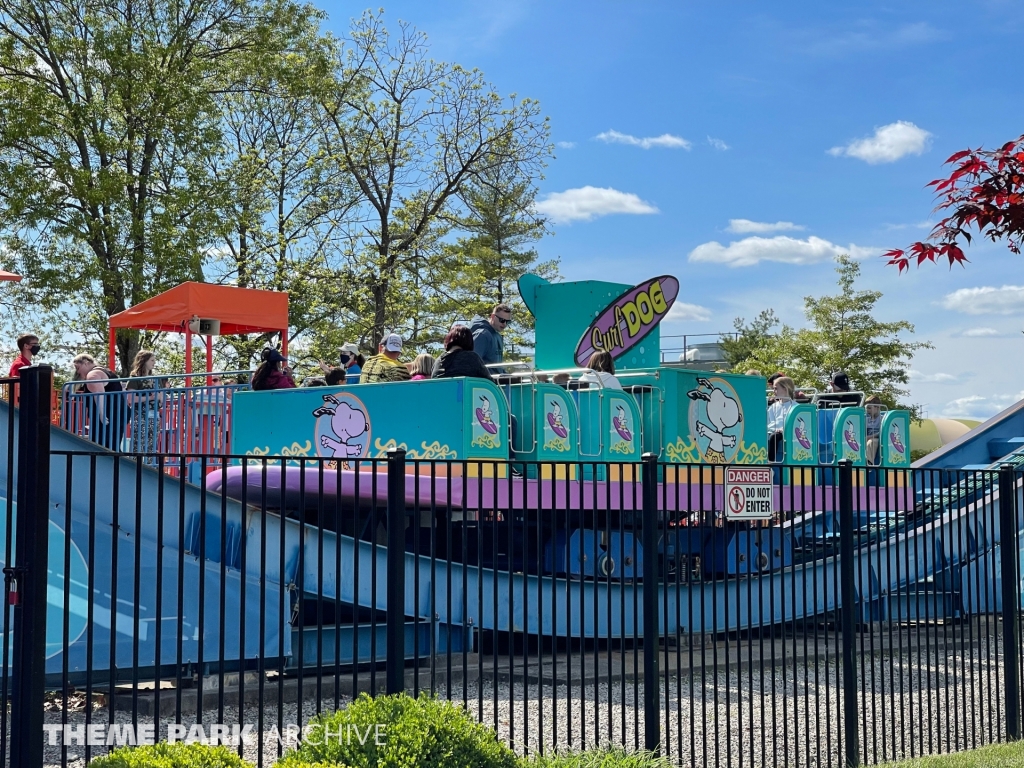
[313,394,368,459]
[844,422,860,453]
[687,378,742,463]
[794,417,812,450]
[476,396,499,435]
[613,404,632,442]
[547,401,568,438]
[890,422,906,454]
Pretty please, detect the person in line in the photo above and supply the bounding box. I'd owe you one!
[745,368,763,377]
[579,351,623,390]
[409,353,435,381]
[360,334,411,384]
[767,376,796,462]
[818,371,860,407]
[865,395,883,465]
[9,333,39,377]
[766,372,785,404]
[470,304,511,367]
[73,353,126,449]
[125,350,165,460]
[340,343,363,383]
[8,332,40,404]
[251,348,296,391]
[432,326,492,380]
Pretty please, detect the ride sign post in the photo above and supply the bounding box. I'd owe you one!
[723,467,774,521]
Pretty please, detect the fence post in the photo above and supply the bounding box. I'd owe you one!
[9,365,52,768]
[838,459,860,768]
[386,448,408,695]
[641,452,660,754]
[999,462,1021,741]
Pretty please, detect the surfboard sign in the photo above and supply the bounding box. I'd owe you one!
[574,275,679,366]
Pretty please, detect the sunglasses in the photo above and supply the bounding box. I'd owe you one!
[494,315,511,325]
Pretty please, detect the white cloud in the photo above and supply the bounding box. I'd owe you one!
[688,235,878,267]
[665,302,712,323]
[726,219,806,234]
[534,186,659,224]
[595,130,692,150]
[707,136,729,151]
[556,141,576,149]
[883,220,933,231]
[941,391,1024,420]
[942,286,1024,315]
[909,369,963,384]
[828,121,932,164]
[961,327,1001,337]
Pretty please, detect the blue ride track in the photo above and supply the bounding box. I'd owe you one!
[3,397,1024,680]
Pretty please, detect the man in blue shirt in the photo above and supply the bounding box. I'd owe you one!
[470,304,511,366]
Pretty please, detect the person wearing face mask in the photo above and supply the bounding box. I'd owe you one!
[9,333,40,377]
[8,333,40,404]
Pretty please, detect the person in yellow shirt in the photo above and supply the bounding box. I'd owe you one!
[360,334,412,384]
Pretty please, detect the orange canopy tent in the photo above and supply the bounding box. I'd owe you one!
[0,271,22,282]
[107,282,289,378]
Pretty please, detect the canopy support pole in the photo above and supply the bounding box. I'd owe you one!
[107,328,116,372]
[185,331,193,384]
[281,330,288,359]
[205,334,213,381]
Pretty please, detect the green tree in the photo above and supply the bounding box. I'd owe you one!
[205,29,365,370]
[432,148,559,356]
[745,255,931,412]
[721,309,778,370]
[320,11,551,349]
[0,0,316,373]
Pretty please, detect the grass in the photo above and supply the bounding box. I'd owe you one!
[886,741,1024,767]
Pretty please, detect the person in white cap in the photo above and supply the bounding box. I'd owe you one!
[340,342,363,383]
[360,333,411,384]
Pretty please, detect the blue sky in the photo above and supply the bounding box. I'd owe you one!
[317,1,1023,420]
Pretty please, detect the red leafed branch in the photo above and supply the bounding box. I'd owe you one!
[885,134,1024,272]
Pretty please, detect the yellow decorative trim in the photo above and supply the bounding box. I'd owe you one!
[373,437,457,460]
[281,440,313,457]
[543,437,570,452]
[609,440,634,455]
[471,433,501,450]
[664,437,701,464]
[244,446,278,466]
[414,441,458,460]
[735,441,768,464]
[792,446,813,462]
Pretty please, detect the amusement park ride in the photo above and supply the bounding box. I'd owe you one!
[0,272,1020,680]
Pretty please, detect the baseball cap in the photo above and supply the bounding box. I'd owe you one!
[831,371,850,390]
[383,333,403,352]
[340,342,359,355]
[264,348,287,364]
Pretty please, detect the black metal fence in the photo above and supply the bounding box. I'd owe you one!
[3,367,1024,767]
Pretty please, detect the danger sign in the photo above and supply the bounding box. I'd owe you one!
[724,467,774,520]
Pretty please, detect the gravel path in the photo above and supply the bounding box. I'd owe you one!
[40,638,1013,768]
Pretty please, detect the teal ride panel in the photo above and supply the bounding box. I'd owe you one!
[230,378,510,464]
[834,407,867,466]
[879,410,911,467]
[621,368,768,465]
[783,403,818,465]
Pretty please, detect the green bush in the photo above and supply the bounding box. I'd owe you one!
[280,692,518,768]
[526,747,676,768]
[88,741,253,767]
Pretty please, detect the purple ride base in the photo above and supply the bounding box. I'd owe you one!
[206,464,909,514]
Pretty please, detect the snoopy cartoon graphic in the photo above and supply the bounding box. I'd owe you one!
[687,378,742,463]
[547,401,568,438]
[475,396,499,434]
[313,394,368,459]
[613,404,632,442]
